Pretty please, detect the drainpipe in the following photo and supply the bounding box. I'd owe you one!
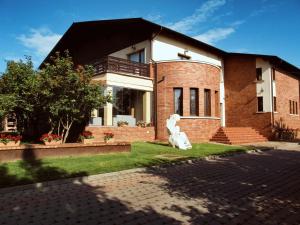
[270,67,275,133]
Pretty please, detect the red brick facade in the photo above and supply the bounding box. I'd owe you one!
[224,55,273,137]
[155,61,221,141]
[224,55,300,139]
[86,126,155,142]
[273,69,300,133]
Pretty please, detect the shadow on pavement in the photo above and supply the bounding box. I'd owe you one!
[146,150,300,225]
[0,148,181,225]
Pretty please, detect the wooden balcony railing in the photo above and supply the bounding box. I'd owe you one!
[93,56,150,77]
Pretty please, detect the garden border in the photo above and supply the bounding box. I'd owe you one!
[0,142,130,162]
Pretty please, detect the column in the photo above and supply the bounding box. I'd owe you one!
[104,86,113,126]
[143,91,151,123]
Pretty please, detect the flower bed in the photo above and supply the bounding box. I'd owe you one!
[80,131,95,144]
[104,132,114,143]
[40,134,62,145]
[0,133,22,147]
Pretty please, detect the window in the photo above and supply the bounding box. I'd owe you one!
[204,89,211,116]
[273,97,277,112]
[215,91,220,117]
[190,88,199,116]
[256,68,262,81]
[128,49,145,63]
[257,97,263,112]
[174,88,183,116]
[290,100,299,115]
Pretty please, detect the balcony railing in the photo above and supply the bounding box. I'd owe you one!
[93,56,150,77]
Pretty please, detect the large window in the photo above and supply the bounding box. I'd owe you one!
[128,49,145,63]
[204,89,211,116]
[174,88,183,116]
[190,88,199,116]
[257,96,263,112]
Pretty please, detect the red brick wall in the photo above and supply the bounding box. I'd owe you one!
[224,55,272,137]
[155,61,221,141]
[273,69,300,133]
[86,126,155,142]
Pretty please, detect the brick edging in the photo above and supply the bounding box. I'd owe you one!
[0,147,274,194]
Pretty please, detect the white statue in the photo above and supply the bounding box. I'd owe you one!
[166,114,192,150]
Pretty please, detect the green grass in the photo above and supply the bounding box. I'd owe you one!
[0,142,247,188]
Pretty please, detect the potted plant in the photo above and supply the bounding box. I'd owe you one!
[80,131,95,144]
[137,120,147,128]
[117,121,128,127]
[0,133,22,147]
[104,132,114,143]
[40,133,62,145]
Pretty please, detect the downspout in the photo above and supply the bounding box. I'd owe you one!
[150,26,163,140]
[270,67,275,133]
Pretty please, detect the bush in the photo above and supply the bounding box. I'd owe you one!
[40,134,62,143]
[0,133,22,144]
[80,131,94,139]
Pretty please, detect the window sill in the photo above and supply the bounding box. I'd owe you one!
[180,116,220,120]
[289,114,299,116]
[256,111,267,114]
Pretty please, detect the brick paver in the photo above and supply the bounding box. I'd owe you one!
[0,149,300,224]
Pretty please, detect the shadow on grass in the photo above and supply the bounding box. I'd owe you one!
[0,148,181,225]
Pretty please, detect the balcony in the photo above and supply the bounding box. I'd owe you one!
[93,56,150,77]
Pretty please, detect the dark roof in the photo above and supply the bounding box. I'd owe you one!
[40,18,300,77]
[40,18,225,67]
[228,53,300,76]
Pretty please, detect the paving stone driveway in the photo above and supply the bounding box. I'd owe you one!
[0,149,300,225]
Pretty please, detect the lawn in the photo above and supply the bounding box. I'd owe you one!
[0,142,247,188]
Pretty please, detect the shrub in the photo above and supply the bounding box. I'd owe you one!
[117,121,128,127]
[104,132,114,141]
[80,131,94,139]
[40,133,62,143]
[0,133,22,144]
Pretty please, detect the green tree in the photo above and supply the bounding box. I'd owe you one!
[0,57,39,134]
[40,51,110,143]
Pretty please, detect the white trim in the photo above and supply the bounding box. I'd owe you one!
[180,116,220,120]
[153,59,222,69]
[93,73,153,91]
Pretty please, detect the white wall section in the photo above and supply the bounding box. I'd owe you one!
[152,35,222,67]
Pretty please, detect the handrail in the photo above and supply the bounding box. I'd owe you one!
[93,56,150,77]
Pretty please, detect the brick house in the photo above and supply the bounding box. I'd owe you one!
[41,18,300,144]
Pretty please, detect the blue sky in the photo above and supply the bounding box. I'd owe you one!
[0,0,299,72]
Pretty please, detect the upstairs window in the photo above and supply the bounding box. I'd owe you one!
[190,88,199,116]
[128,49,145,63]
[257,97,263,112]
[204,89,211,116]
[174,88,183,116]
[256,68,262,81]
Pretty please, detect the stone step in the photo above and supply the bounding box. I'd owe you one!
[210,127,268,145]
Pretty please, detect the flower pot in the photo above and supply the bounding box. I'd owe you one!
[0,141,20,147]
[104,138,114,144]
[43,140,62,146]
[82,138,95,144]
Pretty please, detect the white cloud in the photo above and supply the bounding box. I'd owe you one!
[17,28,62,56]
[194,27,235,44]
[168,0,226,33]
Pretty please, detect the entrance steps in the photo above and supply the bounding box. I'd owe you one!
[210,127,268,144]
